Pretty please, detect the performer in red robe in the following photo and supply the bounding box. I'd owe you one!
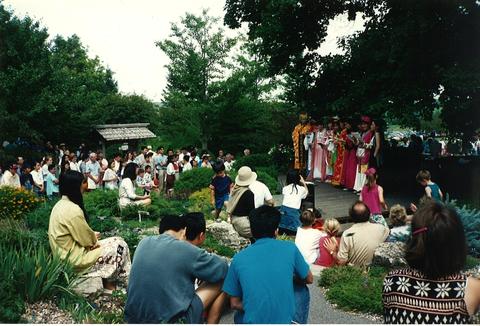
[331,123,346,186]
[341,119,357,190]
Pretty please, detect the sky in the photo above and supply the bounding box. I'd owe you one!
[4,0,365,102]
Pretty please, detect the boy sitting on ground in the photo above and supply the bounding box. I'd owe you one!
[124,215,228,324]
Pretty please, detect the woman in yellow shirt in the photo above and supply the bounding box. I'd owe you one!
[49,170,131,290]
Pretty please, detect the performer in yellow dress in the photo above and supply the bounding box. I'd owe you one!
[292,113,312,172]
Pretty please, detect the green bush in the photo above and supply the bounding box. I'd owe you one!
[174,168,215,196]
[24,200,57,230]
[120,196,188,220]
[117,228,141,257]
[319,266,387,315]
[88,216,120,233]
[188,188,214,219]
[0,243,78,304]
[232,153,274,171]
[201,234,236,258]
[0,219,49,251]
[0,186,43,220]
[0,278,25,322]
[84,189,121,218]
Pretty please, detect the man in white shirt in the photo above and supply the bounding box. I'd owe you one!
[1,163,21,188]
[224,154,235,172]
[249,179,274,208]
[30,161,45,195]
[113,153,122,174]
[134,146,149,169]
[85,153,101,190]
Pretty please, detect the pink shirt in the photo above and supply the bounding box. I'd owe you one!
[361,184,382,214]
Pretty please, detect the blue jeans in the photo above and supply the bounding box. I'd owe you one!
[293,283,310,324]
[279,206,301,232]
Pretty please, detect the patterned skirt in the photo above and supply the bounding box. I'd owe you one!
[84,237,131,284]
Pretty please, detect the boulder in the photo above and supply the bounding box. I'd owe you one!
[207,221,250,251]
[371,242,407,268]
[71,276,104,296]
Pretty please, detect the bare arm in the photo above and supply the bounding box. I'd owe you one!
[465,276,480,316]
[324,237,347,266]
[230,296,244,311]
[374,132,381,157]
[425,186,432,198]
[378,186,388,210]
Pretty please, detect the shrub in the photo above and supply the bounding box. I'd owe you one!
[120,196,188,220]
[188,188,214,219]
[174,168,215,196]
[0,186,42,220]
[268,144,294,173]
[0,243,78,303]
[232,153,274,171]
[201,234,236,258]
[319,266,387,315]
[446,197,480,257]
[117,228,141,257]
[88,216,120,233]
[84,189,121,218]
[0,219,49,251]
[0,278,25,322]
[24,200,57,230]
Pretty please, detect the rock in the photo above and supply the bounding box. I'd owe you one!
[207,221,250,251]
[371,242,407,268]
[71,276,104,296]
[22,300,74,324]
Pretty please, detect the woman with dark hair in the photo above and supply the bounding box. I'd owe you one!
[278,169,309,235]
[382,201,480,324]
[49,171,131,291]
[119,162,151,208]
[60,155,70,175]
[165,155,177,197]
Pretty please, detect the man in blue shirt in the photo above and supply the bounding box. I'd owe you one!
[124,214,228,323]
[223,205,313,324]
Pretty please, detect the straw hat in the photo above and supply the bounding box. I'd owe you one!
[235,166,257,186]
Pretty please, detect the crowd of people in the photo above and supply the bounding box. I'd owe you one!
[1,138,479,324]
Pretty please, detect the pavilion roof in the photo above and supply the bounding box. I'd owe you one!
[95,123,156,142]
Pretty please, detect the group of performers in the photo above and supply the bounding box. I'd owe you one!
[292,113,381,193]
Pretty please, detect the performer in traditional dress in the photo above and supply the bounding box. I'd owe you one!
[304,122,316,179]
[312,121,327,181]
[331,119,347,186]
[341,119,358,190]
[292,113,311,173]
[353,116,374,193]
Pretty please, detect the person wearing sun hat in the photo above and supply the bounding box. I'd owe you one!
[226,166,257,239]
[0,162,21,188]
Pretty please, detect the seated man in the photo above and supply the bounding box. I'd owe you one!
[223,205,313,324]
[324,201,390,267]
[124,214,228,324]
[184,212,227,324]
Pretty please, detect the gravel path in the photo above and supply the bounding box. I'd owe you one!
[220,276,380,324]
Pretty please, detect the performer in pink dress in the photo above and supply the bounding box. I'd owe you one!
[311,121,326,181]
[353,116,374,193]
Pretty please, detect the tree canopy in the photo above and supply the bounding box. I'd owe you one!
[225,0,480,134]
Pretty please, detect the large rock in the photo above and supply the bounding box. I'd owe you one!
[371,242,407,268]
[72,276,104,296]
[207,221,250,252]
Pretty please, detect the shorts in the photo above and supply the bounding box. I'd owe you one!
[215,193,229,209]
[169,294,204,324]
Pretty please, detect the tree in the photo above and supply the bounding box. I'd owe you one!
[156,10,237,150]
[224,0,480,133]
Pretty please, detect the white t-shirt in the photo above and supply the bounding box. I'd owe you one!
[249,180,273,208]
[224,160,234,172]
[119,178,137,207]
[42,164,50,178]
[166,163,175,175]
[282,184,308,209]
[1,170,20,188]
[182,162,192,172]
[103,168,118,190]
[69,161,80,172]
[31,170,44,186]
[295,227,325,264]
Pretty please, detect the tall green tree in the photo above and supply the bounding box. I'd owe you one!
[225,0,480,133]
[156,10,237,150]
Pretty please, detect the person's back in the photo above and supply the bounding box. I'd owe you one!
[225,237,307,323]
[223,205,312,324]
[125,232,227,323]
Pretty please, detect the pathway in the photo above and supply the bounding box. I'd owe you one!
[220,275,379,324]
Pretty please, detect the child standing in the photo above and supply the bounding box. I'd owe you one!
[143,165,158,194]
[210,162,233,220]
[165,155,177,197]
[359,168,388,227]
[46,164,59,199]
[295,210,325,264]
[416,170,443,202]
[315,218,341,268]
[279,170,309,235]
